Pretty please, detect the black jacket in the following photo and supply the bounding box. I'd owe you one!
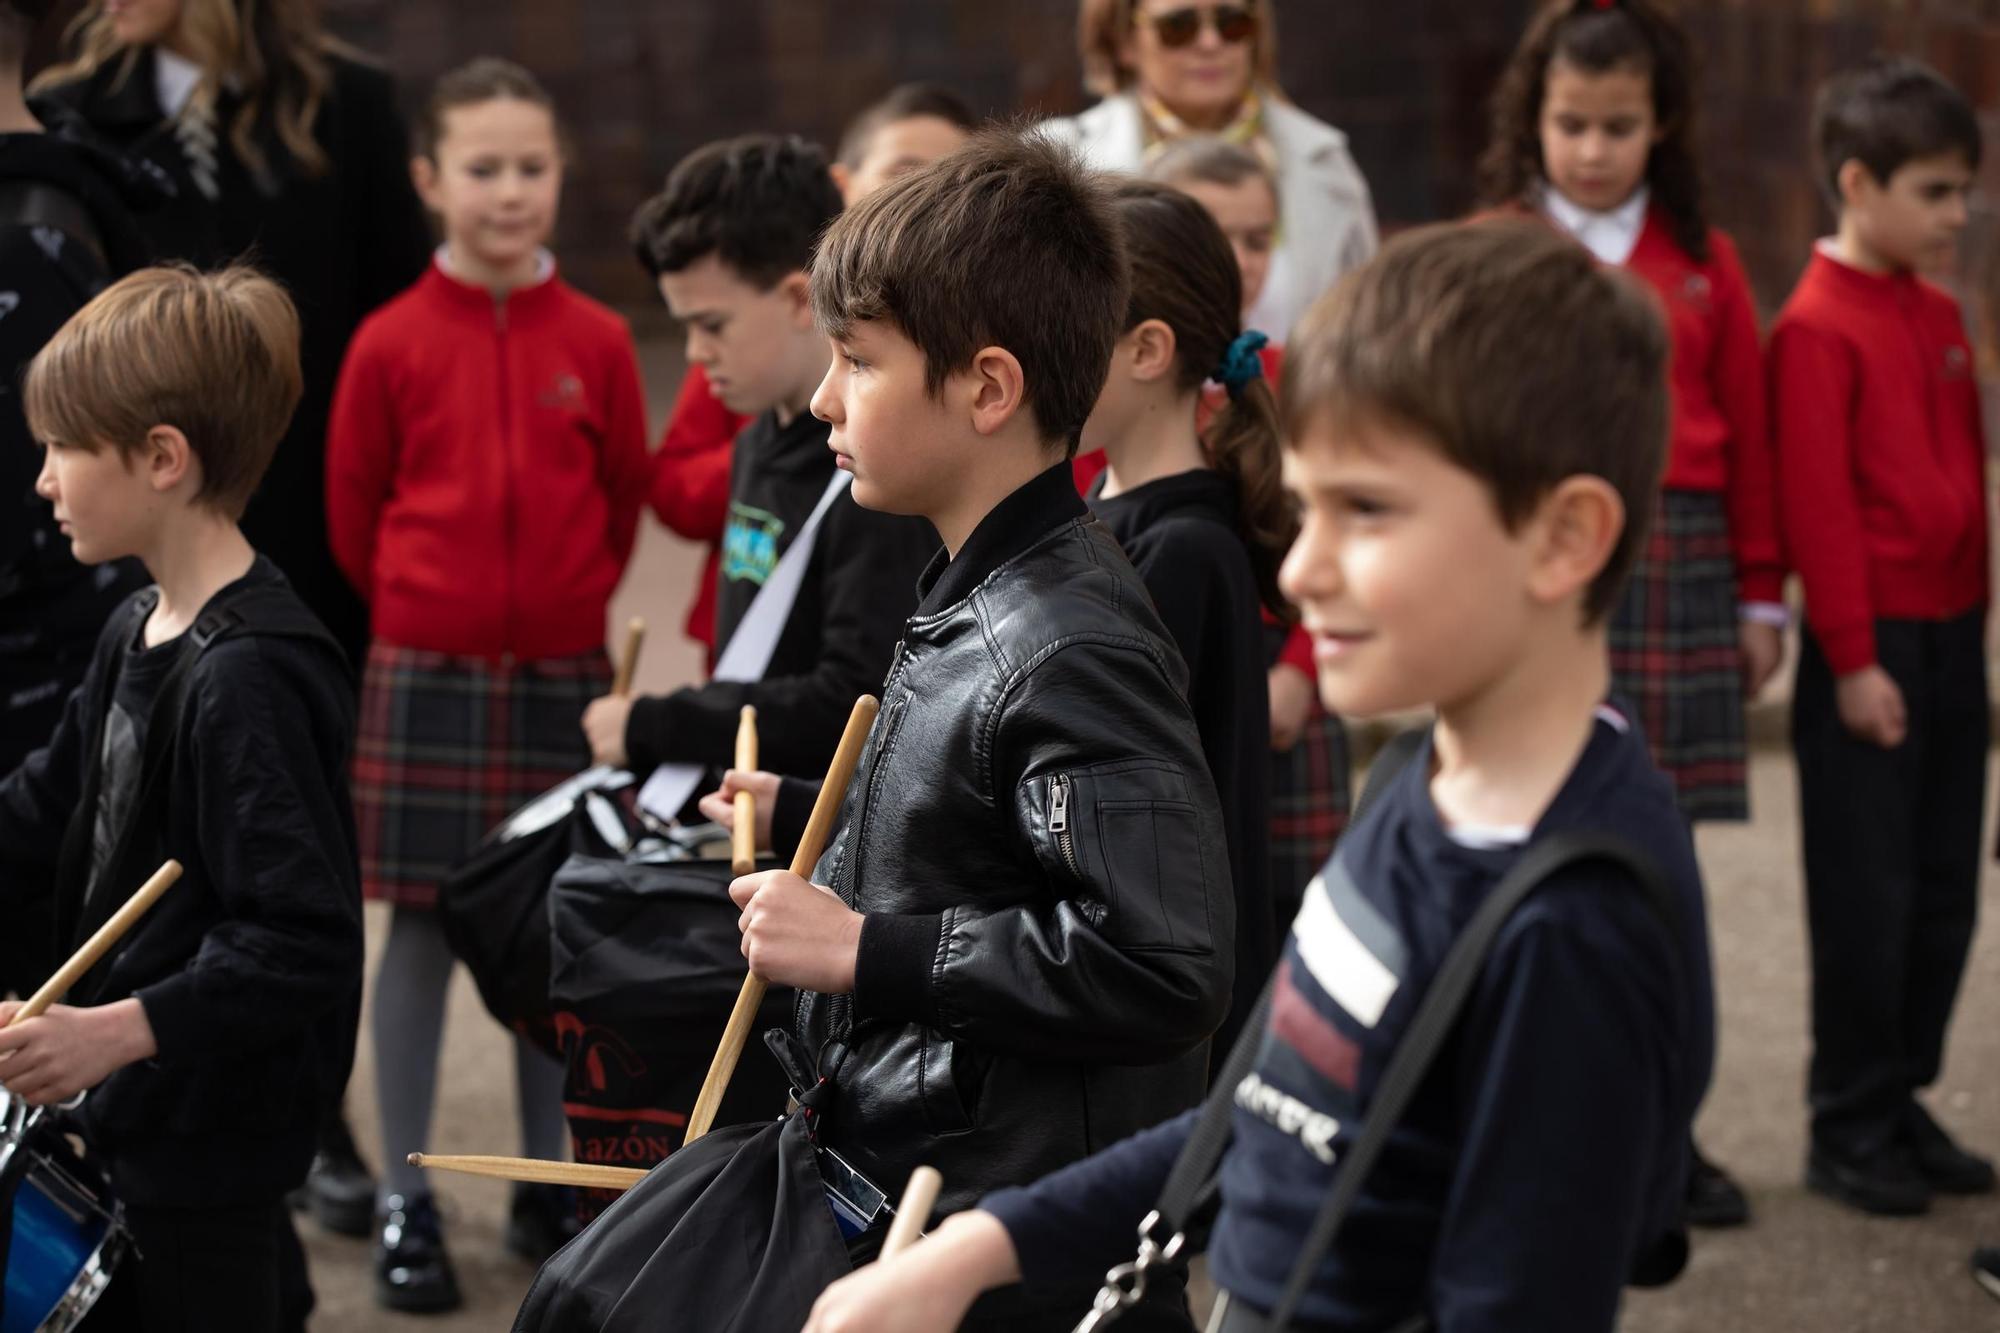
[0,558,364,1207]
[35,49,434,664]
[1088,469,1274,1059]
[624,407,933,783]
[793,465,1232,1295]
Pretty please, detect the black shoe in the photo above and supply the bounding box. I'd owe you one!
[375,1192,463,1314]
[305,1114,377,1238]
[1904,1103,1996,1195]
[1685,1144,1751,1228]
[1806,1142,1932,1216]
[1973,1248,2000,1302]
[506,1181,582,1264]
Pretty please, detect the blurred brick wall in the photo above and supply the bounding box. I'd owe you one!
[320,0,1998,329]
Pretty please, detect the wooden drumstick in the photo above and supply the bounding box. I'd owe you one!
[9,860,182,1026]
[684,694,879,1144]
[879,1165,942,1260]
[612,616,646,698]
[732,705,759,876]
[409,1152,646,1192]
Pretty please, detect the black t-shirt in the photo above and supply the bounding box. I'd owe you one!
[85,613,179,903]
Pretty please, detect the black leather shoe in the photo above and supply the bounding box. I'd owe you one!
[506,1182,582,1264]
[1685,1143,1750,1228]
[1973,1247,2000,1302]
[1905,1103,1996,1195]
[1806,1142,1932,1216]
[376,1192,463,1314]
[306,1114,377,1238]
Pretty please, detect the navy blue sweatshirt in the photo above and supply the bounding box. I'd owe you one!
[983,703,1715,1330]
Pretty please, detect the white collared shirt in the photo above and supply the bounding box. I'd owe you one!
[154,49,202,119]
[1543,184,1650,268]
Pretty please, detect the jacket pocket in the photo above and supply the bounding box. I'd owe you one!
[1023,762,1216,952]
[917,1029,980,1137]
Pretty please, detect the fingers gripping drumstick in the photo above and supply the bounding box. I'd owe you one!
[8,860,182,1026]
[684,694,879,1144]
[408,1152,646,1193]
[612,617,646,698]
[732,706,759,875]
[879,1165,942,1260]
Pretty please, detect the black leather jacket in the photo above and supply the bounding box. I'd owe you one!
[794,465,1234,1222]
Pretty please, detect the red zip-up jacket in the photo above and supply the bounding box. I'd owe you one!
[649,364,746,661]
[326,259,652,659]
[1771,247,1989,674]
[1625,215,1783,604]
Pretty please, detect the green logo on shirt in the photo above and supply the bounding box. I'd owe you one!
[722,503,785,587]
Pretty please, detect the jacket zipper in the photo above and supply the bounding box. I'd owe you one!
[496,299,518,661]
[826,644,911,1044]
[1049,773,1079,876]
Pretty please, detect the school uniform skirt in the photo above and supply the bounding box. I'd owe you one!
[352,642,611,909]
[1268,708,1352,926]
[1608,488,1748,823]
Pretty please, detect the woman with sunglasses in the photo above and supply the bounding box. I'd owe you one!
[1048,0,1378,340]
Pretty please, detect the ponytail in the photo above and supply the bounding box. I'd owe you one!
[1206,369,1294,618]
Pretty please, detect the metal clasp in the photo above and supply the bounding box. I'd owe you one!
[1070,1210,1186,1332]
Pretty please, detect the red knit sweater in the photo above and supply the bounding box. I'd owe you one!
[326,260,652,659]
[1770,247,1989,673]
[1624,215,1783,603]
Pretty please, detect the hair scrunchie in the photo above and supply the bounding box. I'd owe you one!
[1215,329,1269,397]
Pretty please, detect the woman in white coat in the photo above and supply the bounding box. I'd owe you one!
[1046,0,1377,339]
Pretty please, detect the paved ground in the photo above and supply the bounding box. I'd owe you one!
[286,345,2000,1328]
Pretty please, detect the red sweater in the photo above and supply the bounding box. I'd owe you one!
[1625,216,1783,603]
[1770,248,1989,673]
[649,365,747,660]
[327,261,652,659]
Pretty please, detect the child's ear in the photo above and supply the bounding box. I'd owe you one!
[142,425,196,495]
[1524,475,1622,609]
[1128,319,1178,384]
[410,155,441,213]
[829,160,855,205]
[1835,157,1878,210]
[779,272,815,329]
[964,345,1027,438]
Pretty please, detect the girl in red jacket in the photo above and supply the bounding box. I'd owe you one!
[325,59,649,1312]
[1478,0,1781,1227]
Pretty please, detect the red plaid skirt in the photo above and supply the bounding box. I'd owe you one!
[1608,489,1749,823]
[1269,708,1352,924]
[353,642,611,909]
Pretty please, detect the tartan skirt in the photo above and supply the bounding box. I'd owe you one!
[353,642,611,909]
[1608,489,1749,823]
[1268,708,1353,924]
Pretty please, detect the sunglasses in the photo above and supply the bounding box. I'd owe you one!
[1142,4,1258,49]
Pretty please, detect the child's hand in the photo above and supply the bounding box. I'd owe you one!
[1268,662,1318,751]
[0,998,157,1106]
[698,769,782,849]
[1738,622,1784,700]
[728,869,863,994]
[581,694,635,769]
[803,1210,1021,1333]
[1836,664,1907,748]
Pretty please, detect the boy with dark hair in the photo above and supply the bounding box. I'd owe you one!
[0,265,363,1330]
[798,219,1716,1333]
[1773,55,1991,1216]
[711,129,1233,1331]
[643,94,978,663]
[584,132,933,794]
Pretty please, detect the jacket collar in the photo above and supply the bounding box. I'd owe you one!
[915,462,1086,616]
[1806,239,1925,302]
[419,249,565,323]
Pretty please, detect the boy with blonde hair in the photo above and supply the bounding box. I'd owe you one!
[0,265,363,1331]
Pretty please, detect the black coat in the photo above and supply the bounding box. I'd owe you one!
[35,48,434,663]
[794,464,1233,1325]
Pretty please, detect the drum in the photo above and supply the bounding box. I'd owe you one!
[1,1093,126,1333]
